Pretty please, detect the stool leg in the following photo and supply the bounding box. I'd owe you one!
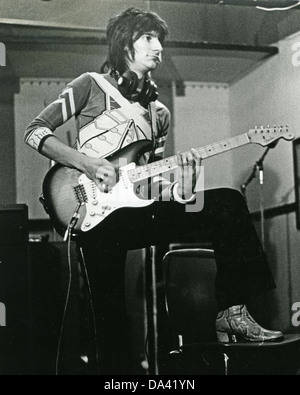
[145,246,159,375]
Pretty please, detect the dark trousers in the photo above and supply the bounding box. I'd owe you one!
[77,187,276,374]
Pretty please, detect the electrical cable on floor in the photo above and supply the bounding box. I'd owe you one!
[144,330,150,369]
[256,1,300,11]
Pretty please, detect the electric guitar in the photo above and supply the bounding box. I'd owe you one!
[41,125,294,237]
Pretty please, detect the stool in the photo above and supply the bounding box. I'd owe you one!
[161,248,300,375]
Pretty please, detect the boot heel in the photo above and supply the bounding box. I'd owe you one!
[216,331,237,343]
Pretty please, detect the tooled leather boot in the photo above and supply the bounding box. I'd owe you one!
[216,305,284,343]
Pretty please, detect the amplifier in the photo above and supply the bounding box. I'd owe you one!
[0,204,28,245]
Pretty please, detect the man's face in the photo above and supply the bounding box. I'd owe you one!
[127,32,163,78]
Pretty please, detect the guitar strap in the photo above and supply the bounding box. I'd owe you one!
[87,72,152,136]
[148,101,158,157]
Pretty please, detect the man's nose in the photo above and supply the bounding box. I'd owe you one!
[152,37,163,52]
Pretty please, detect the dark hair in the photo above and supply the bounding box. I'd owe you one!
[106,7,169,75]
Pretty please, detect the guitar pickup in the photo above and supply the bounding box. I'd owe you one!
[73,184,88,204]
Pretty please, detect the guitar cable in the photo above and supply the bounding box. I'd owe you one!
[55,228,73,376]
[63,203,81,242]
[78,247,101,375]
[55,204,82,375]
[256,1,300,11]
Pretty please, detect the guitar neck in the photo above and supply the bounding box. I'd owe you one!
[128,132,250,183]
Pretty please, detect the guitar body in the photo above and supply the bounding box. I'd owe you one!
[42,140,154,237]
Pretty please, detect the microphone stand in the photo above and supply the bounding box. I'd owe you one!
[241,147,272,250]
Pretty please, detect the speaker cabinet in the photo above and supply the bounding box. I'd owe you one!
[0,204,29,375]
[0,204,28,245]
[27,244,148,375]
[27,241,80,375]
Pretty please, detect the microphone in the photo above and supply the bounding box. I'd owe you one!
[240,129,280,195]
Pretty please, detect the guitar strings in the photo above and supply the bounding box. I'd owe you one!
[130,140,239,178]
[132,128,286,179]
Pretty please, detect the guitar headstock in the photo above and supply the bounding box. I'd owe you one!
[247,125,295,147]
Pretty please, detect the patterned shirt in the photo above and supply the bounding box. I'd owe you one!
[25,72,172,197]
[25,72,170,163]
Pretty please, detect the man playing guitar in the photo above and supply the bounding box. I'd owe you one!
[25,7,283,375]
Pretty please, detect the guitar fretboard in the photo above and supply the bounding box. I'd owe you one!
[127,133,250,183]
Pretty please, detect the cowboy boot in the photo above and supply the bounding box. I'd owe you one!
[216,304,284,343]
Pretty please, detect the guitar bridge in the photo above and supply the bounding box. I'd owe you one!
[73,184,88,204]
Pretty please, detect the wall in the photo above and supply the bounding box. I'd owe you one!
[254,213,300,333]
[169,33,300,332]
[230,33,300,212]
[173,81,232,190]
[229,32,300,332]
[0,80,19,205]
[14,78,76,219]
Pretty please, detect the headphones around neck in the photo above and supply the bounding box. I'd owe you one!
[113,70,159,107]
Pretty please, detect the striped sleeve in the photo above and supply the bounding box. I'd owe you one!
[24,73,92,151]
